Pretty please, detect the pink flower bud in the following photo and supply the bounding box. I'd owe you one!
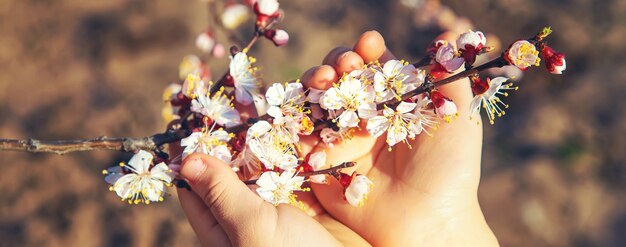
[435,41,464,73]
[212,43,226,58]
[457,30,486,51]
[541,45,566,74]
[431,91,458,122]
[264,29,289,46]
[457,30,486,66]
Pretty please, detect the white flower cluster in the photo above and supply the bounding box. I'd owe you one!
[317,61,437,148]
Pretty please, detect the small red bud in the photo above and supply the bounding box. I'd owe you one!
[470,76,490,95]
[338,172,354,188]
[541,45,566,74]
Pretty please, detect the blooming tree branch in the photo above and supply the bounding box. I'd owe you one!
[0,54,503,156]
[0,0,566,208]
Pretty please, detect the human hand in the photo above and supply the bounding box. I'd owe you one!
[297,31,500,247]
[175,31,499,247]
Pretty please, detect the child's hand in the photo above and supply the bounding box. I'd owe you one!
[176,31,499,247]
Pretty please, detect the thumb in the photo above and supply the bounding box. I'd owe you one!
[180,154,276,245]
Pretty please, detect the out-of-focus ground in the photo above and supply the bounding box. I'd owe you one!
[0,0,624,246]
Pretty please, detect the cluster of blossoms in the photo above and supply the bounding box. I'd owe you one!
[102,0,565,207]
[195,0,289,60]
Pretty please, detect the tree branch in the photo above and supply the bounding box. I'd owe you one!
[0,56,508,155]
[0,129,189,155]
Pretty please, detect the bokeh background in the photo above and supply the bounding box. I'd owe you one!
[0,0,624,246]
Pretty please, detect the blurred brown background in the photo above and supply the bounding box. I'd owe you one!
[0,0,624,246]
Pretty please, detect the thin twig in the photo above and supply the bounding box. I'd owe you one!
[243,162,355,185]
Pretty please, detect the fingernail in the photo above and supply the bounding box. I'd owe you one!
[182,157,205,179]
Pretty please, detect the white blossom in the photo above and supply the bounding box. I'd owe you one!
[431,91,458,122]
[182,73,207,98]
[320,77,377,128]
[256,170,304,206]
[256,0,280,16]
[307,88,326,104]
[345,175,374,207]
[180,130,233,163]
[103,150,174,204]
[411,95,438,136]
[229,52,262,105]
[319,126,357,145]
[366,102,423,147]
[470,77,517,124]
[248,139,298,170]
[265,82,306,120]
[247,119,300,145]
[506,40,540,70]
[265,82,313,135]
[307,151,327,184]
[373,60,424,102]
[190,89,241,128]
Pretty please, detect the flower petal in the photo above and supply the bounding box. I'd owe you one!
[357,102,378,119]
[338,110,359,128]
[127,150,153,174]
[308,151,326,169]
[265,83,286,106]
[320,87,343,110]
[366,116,390,138]
[396,102,417,114]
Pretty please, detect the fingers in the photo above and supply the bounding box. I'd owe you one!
[302,30,390,91]
[301,65,338,90]
[180,154,276,244]
[174,142,230,246]
[334,51,364,75]
[353,30,386,63]
[322,47,351,66]
[314,214,372,246]
[177,188,231,246]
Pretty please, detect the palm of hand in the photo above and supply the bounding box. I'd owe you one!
[302,90,495,246]
[176,31,499,246]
